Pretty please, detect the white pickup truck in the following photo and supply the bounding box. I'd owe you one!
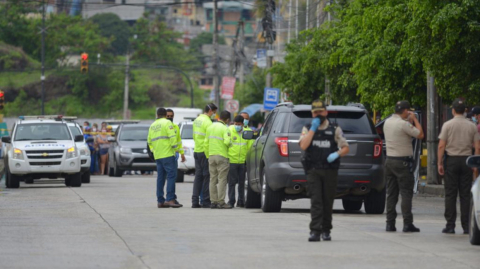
[2,115,84,188]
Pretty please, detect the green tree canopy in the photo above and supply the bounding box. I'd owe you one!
[89,13,131,55]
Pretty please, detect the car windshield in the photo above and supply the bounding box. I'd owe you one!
[289,111,376,134]
[15,123,72,141]
[119,127,149,141]
[68,126,83,137]
[181,124,193,139]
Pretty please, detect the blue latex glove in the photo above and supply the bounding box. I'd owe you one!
[310,117,321,132]
[327,152,340,163]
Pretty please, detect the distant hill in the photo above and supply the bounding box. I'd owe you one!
[0,42,40,71]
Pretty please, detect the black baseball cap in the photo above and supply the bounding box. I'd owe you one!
[451,98,466,112]
[311,99,327,112]
[471,106,480,116]
[395,100,414,113]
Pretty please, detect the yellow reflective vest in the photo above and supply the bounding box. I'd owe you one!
[193,114,212,153]
[204,121,231,159]
[173,123,184,154]
[147,118,177,159]
[228,125,253,164]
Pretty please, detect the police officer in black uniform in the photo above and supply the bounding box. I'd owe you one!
[299,100,350,242]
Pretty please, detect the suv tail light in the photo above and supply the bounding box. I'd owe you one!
[374,138,382,159]
[275,137,289,157]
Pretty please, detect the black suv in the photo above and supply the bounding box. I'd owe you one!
[244,103,385,213]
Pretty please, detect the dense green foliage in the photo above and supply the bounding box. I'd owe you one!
[272,0,480,113]
[89,13,131,55]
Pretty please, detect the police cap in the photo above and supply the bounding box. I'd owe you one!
[471,106,480,116]
[394,100,414,113]
[312,99,327,112]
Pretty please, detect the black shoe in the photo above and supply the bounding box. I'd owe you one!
[202,203,211,208]
[386,223,397,232]
[192,203,201,208]
[236,202,245,208]
[321,232,331,241]
[308,232,321,242]
[442,227,455,234]
[463,230,469,235]
[210,203,218,209]
[403,224,420,233]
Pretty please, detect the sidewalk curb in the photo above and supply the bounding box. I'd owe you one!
[418,183,444,197]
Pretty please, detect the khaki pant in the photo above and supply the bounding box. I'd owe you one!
[209,155,230,205]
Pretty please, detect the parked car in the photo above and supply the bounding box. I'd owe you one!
[176,120,195,182]
[243,103,385,213]
[107,124,156,177]
[467,156,480,245]
[66,121,92,183]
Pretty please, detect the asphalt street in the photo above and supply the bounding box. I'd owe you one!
[1,174,479,269]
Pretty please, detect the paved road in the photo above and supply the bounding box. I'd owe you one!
[1,175,479,269]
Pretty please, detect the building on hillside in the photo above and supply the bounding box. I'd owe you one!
[202,1,257,45]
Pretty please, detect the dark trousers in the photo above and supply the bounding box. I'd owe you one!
[228,163,245,205]
[444,156,472,230]
[385,158,414,225]
[307,169,338,233]
[192,152,211,205]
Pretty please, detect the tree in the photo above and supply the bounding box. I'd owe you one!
[90,13,131,55]
[132,15,199,70]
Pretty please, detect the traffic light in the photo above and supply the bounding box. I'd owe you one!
[80,53,88,73]
[0,90,4,110]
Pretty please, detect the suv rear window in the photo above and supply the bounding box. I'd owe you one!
[289,111,375,134]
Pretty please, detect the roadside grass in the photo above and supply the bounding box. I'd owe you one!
[0,71,52,88]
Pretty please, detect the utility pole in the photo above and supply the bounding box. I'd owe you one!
[123,48,130,119]
[41,0,46,115]
[239,22,245,85]
[287,0,292,43]
[212,0,220,108]
[427,72,439,184]
[295,0,298,38]
[306,0,309,29]
[324,0,332,104]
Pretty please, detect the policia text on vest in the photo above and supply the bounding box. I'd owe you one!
[299,99,350,242]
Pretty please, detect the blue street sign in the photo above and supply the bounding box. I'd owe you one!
[263,88,280,110]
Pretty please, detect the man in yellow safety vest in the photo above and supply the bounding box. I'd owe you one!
[148,108,182,208]
[227,115,254,207]
[205,110,232,209]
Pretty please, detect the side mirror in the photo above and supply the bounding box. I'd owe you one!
[74,135,84,142]
[107,137,116,142]
[86,137,94,143]
[466,156,480,168]
[242,131,254,140]
[1,136,11,143]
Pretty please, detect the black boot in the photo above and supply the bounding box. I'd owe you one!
[308,232,321,242]
[403,223,420,233]
[321,231,331,241]
[386,223,397,232]
[442,227,455,234]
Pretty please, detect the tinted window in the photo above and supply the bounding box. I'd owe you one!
[181,125,193,139]
[119,127,149,141]
[15,123,72,141]
[272,112,289,134]
[261,112,276,136]
[289,111,375,134]
[69,126,82,136]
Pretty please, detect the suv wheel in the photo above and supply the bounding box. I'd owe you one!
[69,173,82,187]
[6,169,20,189]
[113,157,123,177]
[364,188,386,214]
[176,170,185,183]
[81,171,91,183]
[244,170,261,208]
[261,170,283,212]
[342,199,363,212]
[470,197,480,245]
